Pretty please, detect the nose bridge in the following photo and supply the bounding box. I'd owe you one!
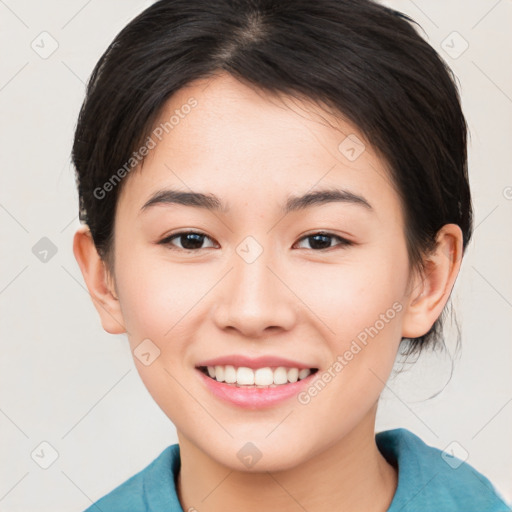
[213,235,297,336]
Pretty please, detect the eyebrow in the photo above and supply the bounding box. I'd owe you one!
[140,187,373,214]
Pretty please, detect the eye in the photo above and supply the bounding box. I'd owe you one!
[159,231,217,251]
[294,231,353,251]
[158,230,353,252]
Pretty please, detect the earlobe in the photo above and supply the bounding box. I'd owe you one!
[72,225,127,335]
[401,224,463,339]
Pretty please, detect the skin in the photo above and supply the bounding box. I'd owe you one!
[74,72,463,512]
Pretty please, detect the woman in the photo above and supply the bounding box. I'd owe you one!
[72,0,509,510]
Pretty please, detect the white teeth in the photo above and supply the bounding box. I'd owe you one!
[298,368,311,380]
[273,366,288,385]
[214,365,225,382]
[236,367,255,385]
[224,365,237,384]
[203,365,314,386]
[287,368,299,383]
[255,367,274,386]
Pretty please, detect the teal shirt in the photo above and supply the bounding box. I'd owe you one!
[83,428,510,511]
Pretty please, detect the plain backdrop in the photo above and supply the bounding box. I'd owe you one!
[0,1,511,510]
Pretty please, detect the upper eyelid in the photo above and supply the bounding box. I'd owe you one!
[160,230,215,243]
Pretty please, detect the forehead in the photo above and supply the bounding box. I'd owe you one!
[117,73,400,222]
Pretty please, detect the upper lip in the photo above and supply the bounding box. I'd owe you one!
[196,355,317,370]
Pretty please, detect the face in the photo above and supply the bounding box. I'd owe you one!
[110,72,413,471]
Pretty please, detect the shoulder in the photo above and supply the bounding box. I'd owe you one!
[376,428,510,512]
[82,444,182,512]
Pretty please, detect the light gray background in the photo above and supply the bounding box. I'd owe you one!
[0,1,511,510]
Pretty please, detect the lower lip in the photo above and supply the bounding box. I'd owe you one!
[196,369,316,409]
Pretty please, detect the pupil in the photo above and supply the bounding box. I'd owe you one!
[181,233,204,250]
[310,234,330,250]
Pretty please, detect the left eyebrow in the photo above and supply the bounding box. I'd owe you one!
[140,187,373,214]
[283,188,373,213]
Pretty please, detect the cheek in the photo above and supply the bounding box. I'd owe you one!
[113,252,200,416]
[301,244,409,396]
[115,250,202,341]
[295,258,407,431]
[297,252,408,340]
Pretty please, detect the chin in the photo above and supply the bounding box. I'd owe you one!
[206,436,313,473]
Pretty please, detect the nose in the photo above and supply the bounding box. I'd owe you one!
[212,242,298,339]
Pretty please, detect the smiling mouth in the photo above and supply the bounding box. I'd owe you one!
[197,365,318,388]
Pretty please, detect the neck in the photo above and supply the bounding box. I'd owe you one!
[176,404,397,512]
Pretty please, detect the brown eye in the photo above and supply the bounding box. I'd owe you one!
[159,231,217,251]
[295,232,353,251]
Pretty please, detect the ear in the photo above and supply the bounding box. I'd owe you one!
[401,224,463,339]
[72,225,126,334]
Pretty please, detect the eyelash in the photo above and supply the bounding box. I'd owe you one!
[158,230,353,252]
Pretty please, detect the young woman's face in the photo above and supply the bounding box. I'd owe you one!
[112,73,414,470]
